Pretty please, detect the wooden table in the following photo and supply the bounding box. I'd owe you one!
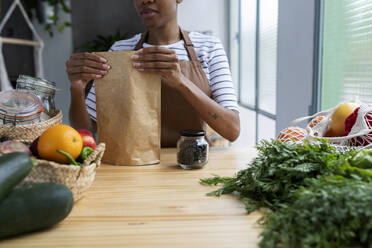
[1,148,262,248]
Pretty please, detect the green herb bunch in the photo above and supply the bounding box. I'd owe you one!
[331,149,372,182]
[201,140,372,247]
[201,140,345,212]
[260,176,372,248]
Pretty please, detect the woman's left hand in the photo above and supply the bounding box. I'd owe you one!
[131,47,184,89]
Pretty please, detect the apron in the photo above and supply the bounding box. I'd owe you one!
[135,28,211,147]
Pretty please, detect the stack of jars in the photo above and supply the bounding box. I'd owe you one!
[0,75,57,126]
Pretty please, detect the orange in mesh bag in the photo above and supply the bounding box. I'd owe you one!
[308,116,325,129]
[277,127,307,143]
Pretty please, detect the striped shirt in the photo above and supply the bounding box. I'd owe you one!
[86,32,239,121]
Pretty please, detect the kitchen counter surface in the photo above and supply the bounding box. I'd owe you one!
[1,147,262,248]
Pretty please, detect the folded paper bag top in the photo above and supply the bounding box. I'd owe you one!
[94,51,161,166]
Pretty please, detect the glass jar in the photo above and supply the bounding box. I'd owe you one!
[16,75,57,119]
[177,130,209,169]
[0,90,43,126]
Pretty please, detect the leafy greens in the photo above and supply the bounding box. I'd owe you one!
[260,176,372,248]
[201,139,372,247]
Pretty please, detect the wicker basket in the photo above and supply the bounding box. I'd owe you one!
[0,110,63,145]
[21,143,106,202]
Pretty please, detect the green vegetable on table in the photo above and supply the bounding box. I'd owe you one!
[78,147,93,162]
[201,139,346,212]
[330,149,372,182]
[349,149,372,169]
[201,139,372,247]
[57,149,81,166]
[0,182,74,239]
[260,176,372,248]
[57,147,94,166]
[0,152,74,239]
[0,152,33,203]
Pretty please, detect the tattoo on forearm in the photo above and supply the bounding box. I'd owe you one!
[209,112,219,120]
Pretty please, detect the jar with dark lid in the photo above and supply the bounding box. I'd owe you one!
[177,130,209,169]
[16,75,57,118]
[0,90,43,126]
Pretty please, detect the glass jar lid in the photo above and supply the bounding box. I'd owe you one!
[180,130,206,137]
[17,74,57,91]
[0,90,43,119]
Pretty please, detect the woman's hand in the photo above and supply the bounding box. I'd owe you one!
[132,47,240,142]
[66,53,110,91]
[131,47,184,89]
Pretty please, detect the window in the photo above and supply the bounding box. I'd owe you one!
[321,0,372,110]
[230,0,278,145]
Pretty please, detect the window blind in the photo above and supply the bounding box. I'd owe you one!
[322,0,372,109]
[240,0,257,106]
[258,0,278,115]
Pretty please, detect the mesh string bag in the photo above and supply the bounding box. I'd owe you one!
[290,102,372,148]
[345,104,372,146]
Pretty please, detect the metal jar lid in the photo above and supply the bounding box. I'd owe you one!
[16,74,57,91]
[180,130,206,137]
[0,90,43,120]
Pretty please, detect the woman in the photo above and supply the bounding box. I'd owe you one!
[66,0,240,147]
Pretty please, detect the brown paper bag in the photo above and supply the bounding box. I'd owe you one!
[94,51,161,166]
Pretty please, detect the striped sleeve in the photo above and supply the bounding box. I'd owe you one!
[110,34,140,51]
[85,84,97,122]
[207,38,239,113]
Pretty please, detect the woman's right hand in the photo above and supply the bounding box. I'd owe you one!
[66,52,110,91]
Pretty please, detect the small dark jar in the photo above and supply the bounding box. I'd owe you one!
[177,130,209,170]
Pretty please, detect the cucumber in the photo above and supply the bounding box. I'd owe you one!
[0,152,33,202]
[0,182,74,239]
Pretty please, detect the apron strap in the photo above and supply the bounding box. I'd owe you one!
[135,32,148,51]
[180,28,198,62]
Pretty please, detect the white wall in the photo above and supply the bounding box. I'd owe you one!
[178,0,229,50]
[33,2,73,124]
[276,0,316,131]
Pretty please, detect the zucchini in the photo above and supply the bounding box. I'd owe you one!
[0,152,33,202]
[0,182,74,239]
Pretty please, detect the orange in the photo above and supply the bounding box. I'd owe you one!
[277,127,307,143]
[38,124,83,163]
[308,116,325,129]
